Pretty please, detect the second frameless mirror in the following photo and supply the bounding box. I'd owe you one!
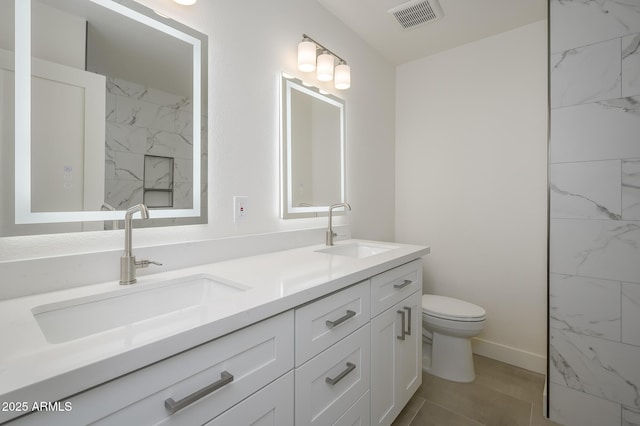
[281,75,346,219]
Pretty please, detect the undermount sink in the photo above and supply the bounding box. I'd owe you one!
[315,242,398,259]
[32,274,249,344]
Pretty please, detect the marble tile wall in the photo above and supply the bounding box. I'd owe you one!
[104,77,194,211]
[550,1,640,425]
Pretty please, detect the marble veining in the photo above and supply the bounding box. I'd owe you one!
[623,159,640,220]
[623,33,640,97]
[573,222,639,267]
[551,0,640,53]
[550,274,621,341]
[551,96,640,163]
[550,161,622,219]
[550,219,640,284]
[105,179,144,209]
[623,405,640,426]
[551,38,621,108]
[551,183,621,219]
[550,328,640,409]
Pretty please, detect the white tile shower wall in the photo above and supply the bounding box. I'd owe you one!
[549,274,621,341]
[550,38,621,108]
[622,159,640,219]
[622,33,640,96]
[549,383,620,426]
[550,1,640,424]
[104,77,194,210]
[621,283,640,346]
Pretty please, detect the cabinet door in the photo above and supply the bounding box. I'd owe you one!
[205,371,293,426]
[396,291,422,409]
[370,291,422,426]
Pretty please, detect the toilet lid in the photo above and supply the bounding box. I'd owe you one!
[422,294,486,321]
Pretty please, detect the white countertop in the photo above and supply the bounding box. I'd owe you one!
[0,239,429,422]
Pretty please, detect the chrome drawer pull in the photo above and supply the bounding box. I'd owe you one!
[164,371,234,414]
[397,310,406,340]
[404,306,412,336]
[326,310,356,328]
[393,279,412,289]
[326,362,356,386]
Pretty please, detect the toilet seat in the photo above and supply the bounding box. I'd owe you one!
[422,295,486,322]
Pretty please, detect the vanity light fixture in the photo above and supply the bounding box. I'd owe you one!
[297,34,351,89]
[334,61,351,90]
[316,50,334,81]
[298,39,317,72]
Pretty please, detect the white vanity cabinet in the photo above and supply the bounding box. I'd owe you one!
[3,251,427,426]
[370,260,423,426]
[293,259,423,426]
[10,312,294,426]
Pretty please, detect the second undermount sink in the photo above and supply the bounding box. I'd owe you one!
[315,242,398,259]
[32,274,249,344]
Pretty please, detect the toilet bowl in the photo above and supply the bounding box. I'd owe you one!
[422,294,486,383]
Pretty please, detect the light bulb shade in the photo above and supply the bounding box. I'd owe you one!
[298,41,317,72]
[316,52,334,81]
[334,63,351,89]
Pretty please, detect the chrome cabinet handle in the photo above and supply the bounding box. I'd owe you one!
[397,310,406,340]
[326,310,356,328]
[164,371,234,414]
[404,306,412,336]
[394,279,412,289]
[326,362,356,386]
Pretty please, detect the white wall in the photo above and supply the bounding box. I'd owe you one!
[0,0,396,267]
[395,21,548,372]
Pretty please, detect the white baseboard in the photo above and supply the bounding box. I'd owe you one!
[471,337,546,374]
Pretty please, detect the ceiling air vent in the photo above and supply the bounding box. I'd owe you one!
[388,0,444,30]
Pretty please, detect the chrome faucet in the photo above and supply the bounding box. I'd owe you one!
[120,204,162,285]
[326,202,351,246]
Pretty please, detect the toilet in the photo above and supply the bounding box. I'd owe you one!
[421,294,486,383]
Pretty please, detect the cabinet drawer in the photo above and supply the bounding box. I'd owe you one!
[295,323,370,426]
[295,280,370,366]
[12,311,293,426]
[206,371,294,426]
[334,390,370,426]
[371,259,422,317]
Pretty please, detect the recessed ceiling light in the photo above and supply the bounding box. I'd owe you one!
[173,0,198,5]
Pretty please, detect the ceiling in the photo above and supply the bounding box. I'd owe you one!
[317,0,547,65]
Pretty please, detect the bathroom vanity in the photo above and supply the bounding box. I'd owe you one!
[0,240,429,425]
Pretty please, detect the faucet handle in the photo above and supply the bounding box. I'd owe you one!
[136,259,163,269]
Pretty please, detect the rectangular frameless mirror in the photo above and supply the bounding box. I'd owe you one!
[0,0,207,236]
[280,74,346,219]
